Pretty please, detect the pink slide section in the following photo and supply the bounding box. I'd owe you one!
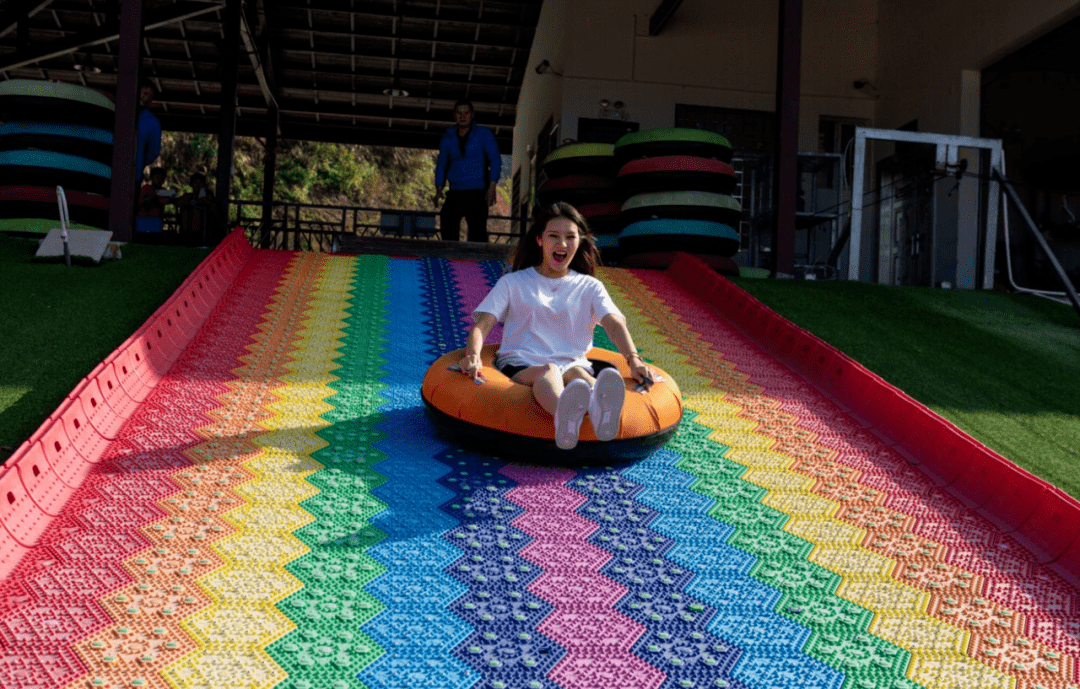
[501,465,664,689]
[0,230,255,579]
[665,252,1080,585]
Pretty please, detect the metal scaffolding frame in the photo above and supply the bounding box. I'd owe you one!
[850,127,1004,289]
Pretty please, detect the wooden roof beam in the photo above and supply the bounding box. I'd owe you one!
[0,0,54,41]
[0,0,222,73]
[649,0,685,36]
[239,6,277,111]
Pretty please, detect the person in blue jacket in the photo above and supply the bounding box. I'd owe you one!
[136,78,162,181]
[433,99,502,242]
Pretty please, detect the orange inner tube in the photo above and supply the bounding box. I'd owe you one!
[422,344,683,443]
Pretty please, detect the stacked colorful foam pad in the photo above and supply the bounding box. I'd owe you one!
[615,128,740,269]
[2,232,1079,689]
[538,142,623,260]
[0,79,114,233]
[539,129,741,269]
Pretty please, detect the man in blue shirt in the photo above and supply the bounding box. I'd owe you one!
[433,99,502,242]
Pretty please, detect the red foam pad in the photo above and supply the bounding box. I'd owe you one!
[539,174,619,193]
[976,461,1049,532]
[0,185,109,210]
[37,419,92,489]
[14,444,72,517]
[0,466,50,547]
[1015,489,1080,563]
[618,155,736,177]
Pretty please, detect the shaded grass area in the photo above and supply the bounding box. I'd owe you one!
[0,234,209,462]
[731,277,1080,499]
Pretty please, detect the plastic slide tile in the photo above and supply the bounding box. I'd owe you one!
[0,534,31,579]
[128,329,174,381]
[836,364,889,429]
[92,362,139,421]
[1015,489,1080,563]
[69,377,124,441]
[0,466,50,547]
[794,341,843,398]
[37,417,93,489]
[51,398,108,464]
[119,340,163,388]
[109,347,152,403]
[159,304,196,349]
[868,388,920,446]
[901,422,976,486]
[761,315,800,360]
[976,457,1049,532]
[178,275,215,321]
[144,314,184,360]
[13,443,72,517]
[944,445,1000,508]
[168,294,202,336]
[1052,537,1080,587]
[741,301,772,343]
[722,290,754,323]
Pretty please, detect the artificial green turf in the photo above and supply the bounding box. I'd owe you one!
[0,234,209,462]
[731,277,1080,499]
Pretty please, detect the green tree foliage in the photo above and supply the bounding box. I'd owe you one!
[158,133,512,217]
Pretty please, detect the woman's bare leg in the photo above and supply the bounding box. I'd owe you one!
[563,365,595,388]
[511,363,564,416]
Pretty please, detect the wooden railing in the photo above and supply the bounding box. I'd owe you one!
[228,199,528,253]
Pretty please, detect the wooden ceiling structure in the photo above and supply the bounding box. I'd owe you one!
[0,0,543,152]
[0,0,544,239]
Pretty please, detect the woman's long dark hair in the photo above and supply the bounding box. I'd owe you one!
[510,202,601,276]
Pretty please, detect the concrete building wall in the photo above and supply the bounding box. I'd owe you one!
[512,0,569,198]
[513,0,1080,283]
[515,0,878,185]
[875,0,1080,134]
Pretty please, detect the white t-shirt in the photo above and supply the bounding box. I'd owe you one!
[473,267,623,372]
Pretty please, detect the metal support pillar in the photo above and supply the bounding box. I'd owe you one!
[106,0,142,243]
[260,107,279,247]
[771,0,801,277]
[214,0,242,234]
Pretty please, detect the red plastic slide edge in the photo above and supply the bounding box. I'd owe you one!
[0,229,254,579]
[664,252,1080,575]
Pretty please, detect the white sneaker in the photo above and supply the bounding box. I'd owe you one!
[554,379,591,450]
[589,367,626,442]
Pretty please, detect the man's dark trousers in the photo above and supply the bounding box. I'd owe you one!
[440,189,488,242]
